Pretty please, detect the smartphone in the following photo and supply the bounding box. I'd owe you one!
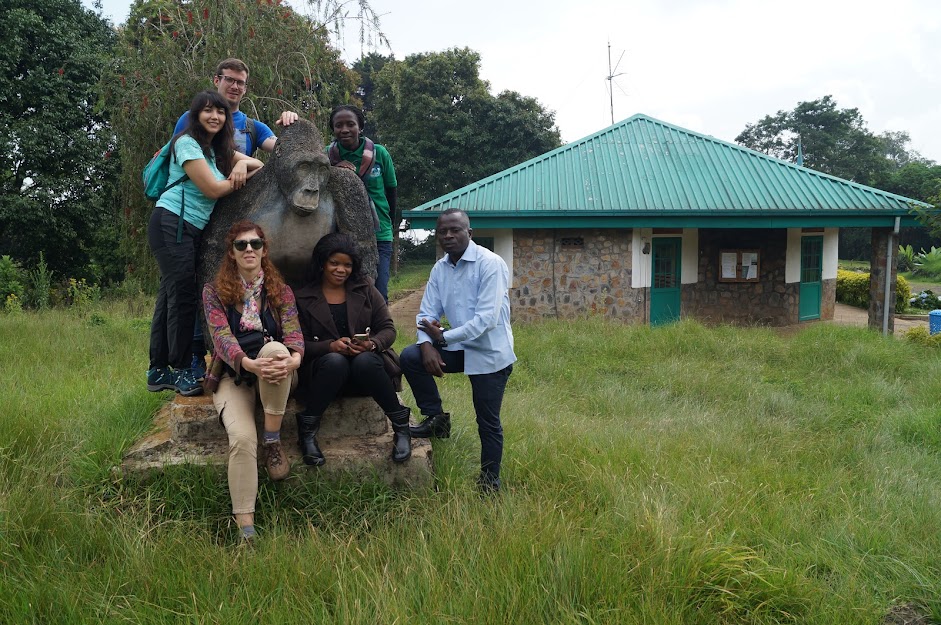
[352,333,369,343]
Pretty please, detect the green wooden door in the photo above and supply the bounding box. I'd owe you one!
[799,236,823,321]
[650,237,681,326]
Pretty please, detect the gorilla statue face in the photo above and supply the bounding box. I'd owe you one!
[279,152,332,216]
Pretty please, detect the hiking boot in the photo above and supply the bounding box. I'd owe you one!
[409,412,451,439]
[191,354,207,381]
[147,367,175,392]
[264,441,290,481]
[173,368,203,397]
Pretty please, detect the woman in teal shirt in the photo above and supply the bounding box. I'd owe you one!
[147,90,263,397]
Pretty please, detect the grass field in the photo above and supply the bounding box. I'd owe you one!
[1,297,940,623]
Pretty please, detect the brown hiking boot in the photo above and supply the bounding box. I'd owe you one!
[263,441,290,481]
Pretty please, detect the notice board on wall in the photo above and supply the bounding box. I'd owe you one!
[719,249,760,282]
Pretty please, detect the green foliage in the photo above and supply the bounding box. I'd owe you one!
[736,95,904,187]
[370,48,562,210]
[103,0,359,281]
[26,252,54,310]
[908,289,941,311]
[0,0,120,278]
[4,293,23,315]
[903,325,941,347]
[66,277,101,314]
[0,256,25,304]
[898,244,917,272]
[836,269,910,313]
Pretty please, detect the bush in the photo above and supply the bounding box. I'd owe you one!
[26,252,54,310]
[836,269,910,313]
[903,326,941,347]
[909,289,941,311]
[0,256,25,305]
[898,244,917,272]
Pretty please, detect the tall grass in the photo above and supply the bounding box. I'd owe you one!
[1,305,940,623]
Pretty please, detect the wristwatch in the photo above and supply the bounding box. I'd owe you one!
[432,336,448,348]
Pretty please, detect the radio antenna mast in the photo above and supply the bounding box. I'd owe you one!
[606,41,626,125]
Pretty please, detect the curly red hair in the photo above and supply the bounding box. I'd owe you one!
[213,220,287,308]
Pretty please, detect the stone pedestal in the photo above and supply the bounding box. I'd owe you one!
[122,394,433,488]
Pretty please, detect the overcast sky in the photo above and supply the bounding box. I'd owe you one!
[85,0,941,162]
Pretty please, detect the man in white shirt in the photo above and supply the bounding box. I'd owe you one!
[402,209,516,493]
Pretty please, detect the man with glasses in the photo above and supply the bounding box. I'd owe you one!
[173,58,298,156]
[172,58,299,383]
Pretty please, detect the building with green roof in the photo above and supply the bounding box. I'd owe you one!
[404,114,921,329]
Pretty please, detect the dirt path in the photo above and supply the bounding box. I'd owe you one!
[830,302,928,334]
[388,285,426,342]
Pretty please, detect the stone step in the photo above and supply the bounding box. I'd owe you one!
[122,395,434,488]
[170,395,390,443]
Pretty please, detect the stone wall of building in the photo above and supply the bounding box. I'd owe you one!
[511,229,641,322]
[511,227,833,326]
[683,229,800,326]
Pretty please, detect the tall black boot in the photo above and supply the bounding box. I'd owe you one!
[409,412,451,439]
[296,412,325,466]
[386,406,412,463]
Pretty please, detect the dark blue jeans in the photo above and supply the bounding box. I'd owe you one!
[375,240,393,302]
[401,343,513,481]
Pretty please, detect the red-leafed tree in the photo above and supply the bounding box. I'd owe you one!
[104,0,360,282]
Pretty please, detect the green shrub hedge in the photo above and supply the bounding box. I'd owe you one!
[836,269,910,313]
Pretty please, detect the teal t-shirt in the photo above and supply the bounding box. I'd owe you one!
[335,139,397,242]
[156,135,226,230]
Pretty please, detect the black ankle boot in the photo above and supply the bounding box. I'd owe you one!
[386,407,412,463]
[409,412,451,439]
[296,412,325,466]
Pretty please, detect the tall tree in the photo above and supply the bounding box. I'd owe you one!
[0,0,118,278]
[736,95,891,187]
[352,52,390,139]
[369,48,562,211]
[104,0,359,280]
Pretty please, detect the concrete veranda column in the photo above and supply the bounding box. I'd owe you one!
[868,227,898,334]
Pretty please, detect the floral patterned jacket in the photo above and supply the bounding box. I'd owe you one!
[202,281,304,392]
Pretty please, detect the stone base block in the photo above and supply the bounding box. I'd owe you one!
[122,394,433,489]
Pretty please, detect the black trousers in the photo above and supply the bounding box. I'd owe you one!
[148,208,202,370]
[299,351,401,416]
[400,344,512,481]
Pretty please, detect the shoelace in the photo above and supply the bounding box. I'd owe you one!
[266,442,284,466]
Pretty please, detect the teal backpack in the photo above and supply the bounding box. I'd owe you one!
[142,140,188,201]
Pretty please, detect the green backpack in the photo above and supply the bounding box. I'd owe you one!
[142,140,188,201]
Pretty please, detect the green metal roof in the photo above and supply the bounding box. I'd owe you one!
[405,114,928,229]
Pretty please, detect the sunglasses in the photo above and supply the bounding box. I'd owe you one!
[233,238,264,251]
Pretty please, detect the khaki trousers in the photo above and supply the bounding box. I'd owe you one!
[212,341,298,515]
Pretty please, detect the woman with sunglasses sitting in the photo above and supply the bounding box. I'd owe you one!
[202,220,303,542]
[147,90,263,398]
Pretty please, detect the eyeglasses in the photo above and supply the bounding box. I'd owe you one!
[217,75,247,90]
[233,238,264,251]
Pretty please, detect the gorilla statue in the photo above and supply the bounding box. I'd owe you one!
[196,119,378,291]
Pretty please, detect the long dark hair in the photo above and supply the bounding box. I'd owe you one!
[306,232,364,285]
[170,90,237,176]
